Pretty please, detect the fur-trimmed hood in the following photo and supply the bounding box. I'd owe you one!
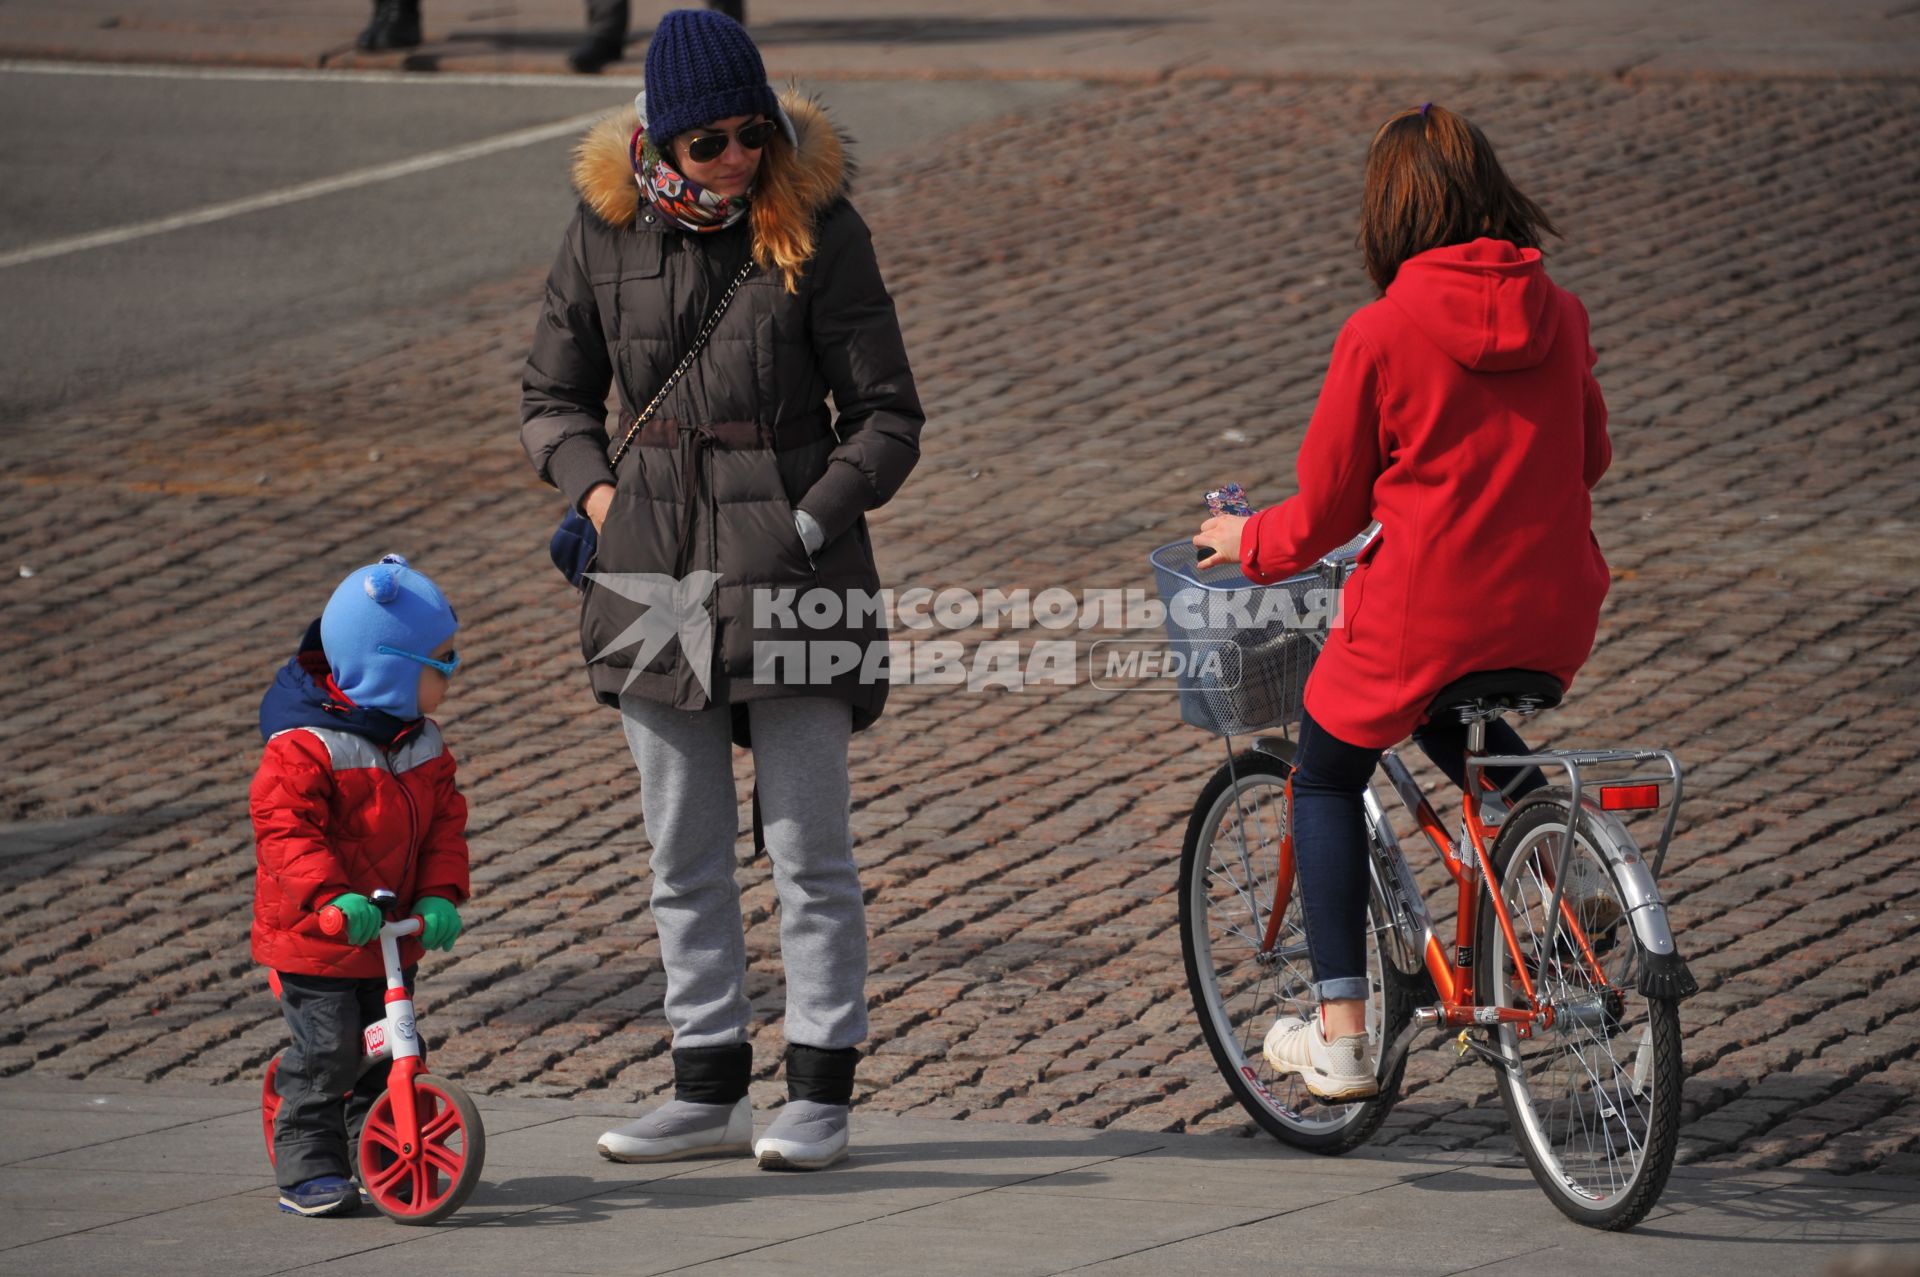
[569,89,850,290]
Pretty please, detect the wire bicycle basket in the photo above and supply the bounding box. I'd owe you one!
[1148,527,1375,737]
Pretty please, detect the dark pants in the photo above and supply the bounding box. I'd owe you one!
[272,967,418,1190]
[1290,708,1546,1001]
[585,0,628,36]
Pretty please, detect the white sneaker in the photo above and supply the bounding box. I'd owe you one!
[752,1100,849,1171]
[1262,1011,1379,1102]
[596,1097,753,1163]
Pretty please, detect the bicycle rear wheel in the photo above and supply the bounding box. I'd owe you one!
[1179,744,1415,1154]
[1477,791,1682,1229]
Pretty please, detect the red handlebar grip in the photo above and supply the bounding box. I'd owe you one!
[318,905,346,936]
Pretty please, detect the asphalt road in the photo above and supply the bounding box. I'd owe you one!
[0,63,1078,420]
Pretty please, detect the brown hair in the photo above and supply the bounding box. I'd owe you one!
[1358,104,1559,293]
[745,132,815,294]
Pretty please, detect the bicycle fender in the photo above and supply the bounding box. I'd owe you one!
[1512,788,1677,957]
[1585,808,1677,958]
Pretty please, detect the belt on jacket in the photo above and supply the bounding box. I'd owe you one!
[672,423,720,578]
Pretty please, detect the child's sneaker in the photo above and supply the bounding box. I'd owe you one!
[278,1175,361,1217]
[1262,1010,1379,1102]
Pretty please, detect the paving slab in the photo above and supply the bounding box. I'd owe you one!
[0,1165,267,1222]
[0,1081,1915,1275]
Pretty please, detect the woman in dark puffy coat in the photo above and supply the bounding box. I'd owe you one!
[519,10,922,1171]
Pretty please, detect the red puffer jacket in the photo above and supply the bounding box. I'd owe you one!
[250,623,470,979]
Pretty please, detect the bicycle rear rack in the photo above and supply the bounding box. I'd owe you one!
[1468,746,1686,1000]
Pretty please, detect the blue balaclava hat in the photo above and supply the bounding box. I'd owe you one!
[319,554,459,721]
[642,8,780,146]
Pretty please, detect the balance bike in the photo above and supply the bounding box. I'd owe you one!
[261,888,485,1224]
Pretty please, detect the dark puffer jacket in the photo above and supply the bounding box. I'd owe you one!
[521,92,923,747]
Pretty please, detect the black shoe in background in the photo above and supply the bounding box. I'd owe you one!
[567,36,626,73]
[357,0,422,51]
[569,1,629,73]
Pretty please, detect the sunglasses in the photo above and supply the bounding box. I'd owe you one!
[681,119,779,165]
[379,643,461,677]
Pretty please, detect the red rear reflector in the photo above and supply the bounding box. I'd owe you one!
[1600,784,1661,811]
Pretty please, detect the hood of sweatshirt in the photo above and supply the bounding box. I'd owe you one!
[1385,237,1561,373]
[259,618,423,750]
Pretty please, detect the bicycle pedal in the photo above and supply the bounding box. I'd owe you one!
[1456,1029,1472,1057]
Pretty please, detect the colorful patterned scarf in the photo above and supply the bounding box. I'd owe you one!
[631,126,751,233]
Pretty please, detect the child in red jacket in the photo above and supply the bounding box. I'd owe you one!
[1194,104,1611,1101]
[251,554,471,1217]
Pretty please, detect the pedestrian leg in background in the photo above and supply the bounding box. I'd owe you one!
[746,697,864,1170]
[569,0,631,74]
[707,0,746,23]
[597,693,755,1163]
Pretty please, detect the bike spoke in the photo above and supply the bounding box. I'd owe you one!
[420,1100,461,1146]
[361,1112,399,1152]
[370,1151,412,1196]
[1494,818,1664,1208]
[424,1139,463,1179]
[1189,766,1392,1134]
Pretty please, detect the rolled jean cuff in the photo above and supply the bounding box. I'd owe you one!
[1313,977,1370,1002]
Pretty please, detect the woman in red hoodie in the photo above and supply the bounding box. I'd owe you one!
[1193,104,1612,1101]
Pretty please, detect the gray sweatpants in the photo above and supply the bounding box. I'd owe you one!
[619,691,868,1051]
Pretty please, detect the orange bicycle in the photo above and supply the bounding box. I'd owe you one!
[1151,533,1697,1230]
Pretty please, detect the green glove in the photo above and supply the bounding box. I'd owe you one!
[325,892,382,946]
[415,895,463,952]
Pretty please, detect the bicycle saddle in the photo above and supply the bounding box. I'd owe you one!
[1425,668,1565,721]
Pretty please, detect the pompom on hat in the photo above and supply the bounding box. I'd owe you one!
[319,554,459,721]
[639,8,795,147]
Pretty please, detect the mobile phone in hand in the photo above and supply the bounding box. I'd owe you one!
[1205,483,1254,518]
[1199,483,1254,563]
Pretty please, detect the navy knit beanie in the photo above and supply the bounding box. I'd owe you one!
[642,9,779,145]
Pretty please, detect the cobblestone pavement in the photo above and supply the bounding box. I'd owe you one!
[3,73,1917,1178]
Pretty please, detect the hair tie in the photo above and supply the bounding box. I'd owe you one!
[1419,102,1432,116]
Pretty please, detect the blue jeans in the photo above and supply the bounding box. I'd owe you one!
[1290,707,1546,1002]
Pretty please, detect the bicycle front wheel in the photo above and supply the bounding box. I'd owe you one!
[1477,792,1683,1229]
[1179,744,1414,1154]
[359,1073,486,1225]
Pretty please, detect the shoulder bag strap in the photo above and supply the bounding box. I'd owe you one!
[607,254,756,471]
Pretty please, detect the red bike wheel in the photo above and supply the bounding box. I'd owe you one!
[262,1051,283,1166]
[357,1074,485,1225]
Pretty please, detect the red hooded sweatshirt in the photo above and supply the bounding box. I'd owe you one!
[1240,237,1612,748]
